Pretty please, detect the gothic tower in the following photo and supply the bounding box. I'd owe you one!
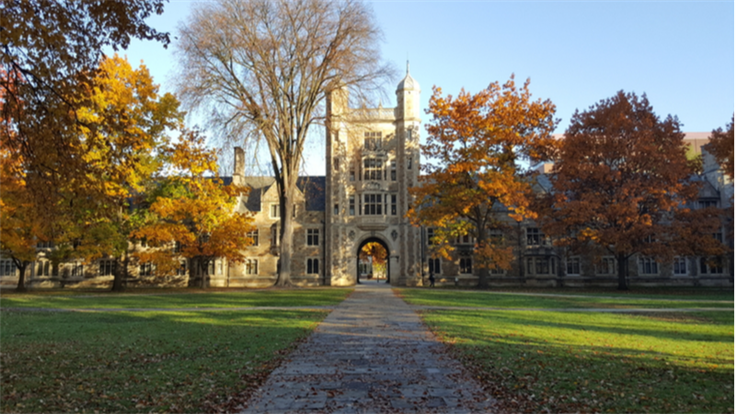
[324,65,423,286]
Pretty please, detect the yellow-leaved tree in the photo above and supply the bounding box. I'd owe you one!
[53,54,184,291]
[132,132,255,288]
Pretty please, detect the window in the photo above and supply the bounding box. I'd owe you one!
[207,261,216,275]
[139,262,155,277]
[363,157,383,181]
[0,260,16,276]
[333,157,340,171]
[427,228,435,245]
[217,260,223,275]
[271,226,279,246]
[713,230,723,243]
[596,257,616,275]
[490,264,505,275]
[37,261,51,277]
[307,258,320,274]
[334,203,339,215]
[489,228,504,245]
[247,230,259,246]
[177,260,188,276]
[36,240,54,249]
[349,165,356,182]
[673,257,688,275]
[407,156,413,170]
[526,228,544,247]
[173,241,182,253]
[70,263,84,278]
[639,257,659,275]
[459,258,473,274]
[428,258,441,274]
[698,200,718,209]
[363,194,383,215]
[390,160,397,181]
[270,204,280,218]
[364,131,382,151]
[700,257,724,274]
[349,196,355,216]
[307,229,319,246]
[99,260,116,276]
[528,257,556,275]
[456,234,472,245]
[245,259,258,275]
[566,257,580,275]
[391,194,397,215]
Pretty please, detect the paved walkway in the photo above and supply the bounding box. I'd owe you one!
[243,282,497,413]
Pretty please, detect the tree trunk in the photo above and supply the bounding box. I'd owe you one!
[15,261,28,292]
[199,258,209,288]
[616,253,629,291]
[111,255,126,292]
[476,225,490,289]
[275,176,298,287]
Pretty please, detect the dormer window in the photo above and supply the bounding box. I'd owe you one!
[364,131,382,151]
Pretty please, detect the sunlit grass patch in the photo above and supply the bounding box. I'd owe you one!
[397,288,733,309]
[422,309,733,413]
[1,309,328,413]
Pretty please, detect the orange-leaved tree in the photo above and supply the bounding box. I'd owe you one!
[408,76,558,288]
[537,91,725,290]
[707,115,734,181]
[132,132,255,288]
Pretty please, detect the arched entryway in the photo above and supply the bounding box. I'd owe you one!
[356,237,391,284]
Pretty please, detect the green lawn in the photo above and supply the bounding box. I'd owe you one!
[0,288,352,413]
[399,289,734,413]
[397,288,733,309]
[0,288,353,309]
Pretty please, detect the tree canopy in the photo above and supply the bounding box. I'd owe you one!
[707,115,734,181]
[409,76,558,288]
[537,91,724,290]
[175,0,393,286]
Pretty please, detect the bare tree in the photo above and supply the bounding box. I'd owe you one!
[176,0,393,286]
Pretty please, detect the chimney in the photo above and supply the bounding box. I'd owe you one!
[234,147,245,178]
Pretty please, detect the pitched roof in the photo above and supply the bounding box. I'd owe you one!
[229,176,326,212]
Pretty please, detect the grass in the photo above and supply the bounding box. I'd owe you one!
[0,287,353,309]
[397,288,733,309]
[0,288,352,413]
[402,289,734,413]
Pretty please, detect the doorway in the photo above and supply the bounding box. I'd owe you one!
[356,237,390,284]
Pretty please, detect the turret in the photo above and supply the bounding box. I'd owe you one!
[396,61,421,121]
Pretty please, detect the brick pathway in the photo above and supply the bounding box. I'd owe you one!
[243,282,496,413]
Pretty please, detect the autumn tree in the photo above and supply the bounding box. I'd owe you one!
[175,0,392,286]
[408,77,558,288]
[0,0,170,236]
[132,133,255,288]
[71,54,183,291]
[0,146,45,291]
[707,115,734,181]
[537,91,725,290]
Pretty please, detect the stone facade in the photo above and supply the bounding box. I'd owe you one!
[1,69,732,289]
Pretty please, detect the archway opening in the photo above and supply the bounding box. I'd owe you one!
[356,237,390,284]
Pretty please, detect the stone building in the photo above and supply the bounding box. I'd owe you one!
[1,68,732,289]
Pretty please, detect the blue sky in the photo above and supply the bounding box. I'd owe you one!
[122,1,734,175]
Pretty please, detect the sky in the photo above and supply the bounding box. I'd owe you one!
[121,0,735,176]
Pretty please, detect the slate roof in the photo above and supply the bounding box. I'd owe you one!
[229,176,326,212]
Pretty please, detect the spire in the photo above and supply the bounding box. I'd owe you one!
[407,60,410,75]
